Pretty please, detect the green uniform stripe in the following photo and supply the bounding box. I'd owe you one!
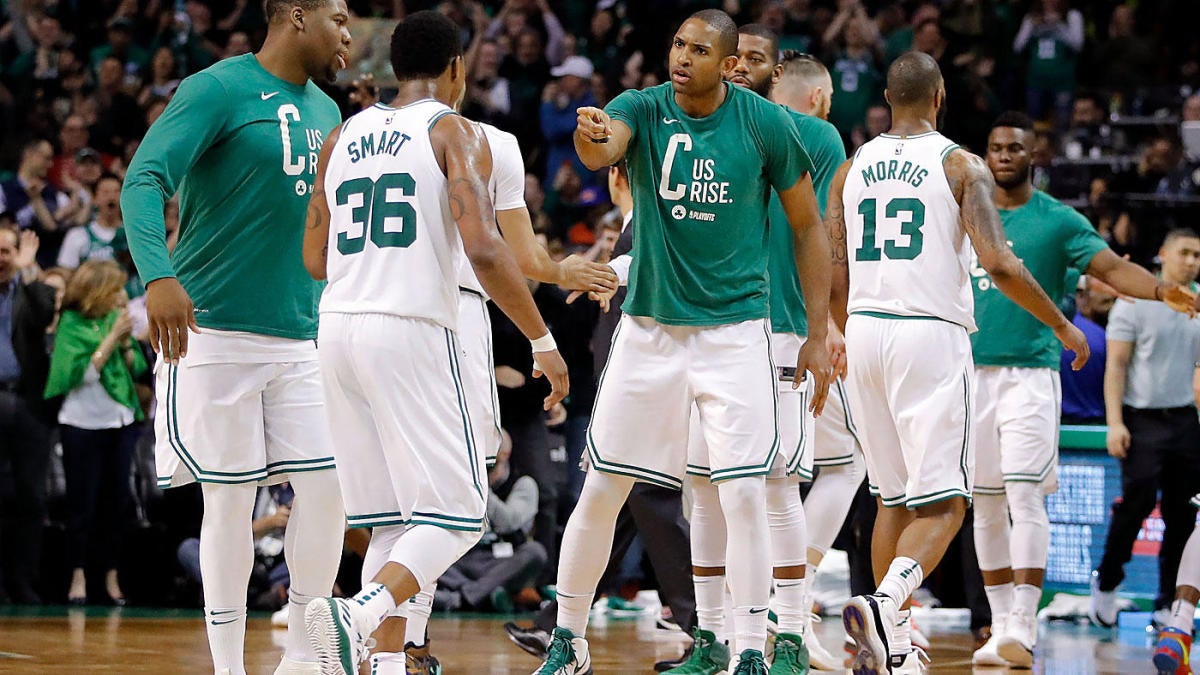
[428,109,456,132]
[940,143,960,161]
[959,369,971,496]
[445,328,485,503]
[851,310,953,323]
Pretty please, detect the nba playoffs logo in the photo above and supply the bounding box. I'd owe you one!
[671,204,687,220]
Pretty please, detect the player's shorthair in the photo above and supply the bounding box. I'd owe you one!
[263,0,326,23]
[689,9,738,58]
[991,111,1034,132]
[780,51,828,79]
[738,23,780,62]
[886,51,942,107]
[390,10,464,81]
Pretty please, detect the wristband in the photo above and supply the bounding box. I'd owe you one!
[530,333,557,353]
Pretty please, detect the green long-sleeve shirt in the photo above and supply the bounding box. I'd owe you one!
[121,53,341,340]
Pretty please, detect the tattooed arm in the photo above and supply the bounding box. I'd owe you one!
[432,114,569,409]
[302,124,341,281]
[945,148,1090,369]
[825,159,853,334]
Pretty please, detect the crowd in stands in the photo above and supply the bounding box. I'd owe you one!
[0,0,1196,613]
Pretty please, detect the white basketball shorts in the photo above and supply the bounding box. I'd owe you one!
[457,289,503,466]
[588,315,778,489]
[154,329,336,488]
[318,313,487,532]
[813,378,863,467]
[844,314,975,509]
[973,366,1061,496]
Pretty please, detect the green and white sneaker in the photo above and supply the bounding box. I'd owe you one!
[533,627,591,674]
[732,649,770,675]
[768,633,809,675]
[305,597,376,675]
[664,628,731,674]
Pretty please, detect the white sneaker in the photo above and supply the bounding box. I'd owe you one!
[532,627,591,674]
[367,652,408,675]
[274,656,320,675]
[908,615,930,651]
[1088,573,1119,628]
[842,594,898,675]
[272,604,290,628]
[305,597,377,675]
[889,648,930,675]
[801,614,844,671]
[972,616,1008,667]
[997,607,1037,669]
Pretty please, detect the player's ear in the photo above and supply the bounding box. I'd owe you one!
[291,7,304,31]
[771,63,783,88]
[722,55,739,75]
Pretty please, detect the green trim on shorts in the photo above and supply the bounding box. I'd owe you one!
[835,379,862,444]
[907,488,972,509]
[445,329,485,504]
[958,369,972,496]
[347,511,409,529]
[973,485,1007,496]
[850,310,952,324]
[785,387,808,476]
[411,511,485,533]
[814,454,856,467]
[686,463,712,477]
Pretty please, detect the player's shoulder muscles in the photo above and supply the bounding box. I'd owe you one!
[430,112,491,178]
[944,147,1008,256]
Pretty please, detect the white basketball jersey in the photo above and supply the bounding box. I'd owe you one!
[456,123,527,299]
[842,131,976,331]
[319,100,461,330]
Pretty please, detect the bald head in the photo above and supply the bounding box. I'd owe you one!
[886,51,942,108]
[688,9,738,57]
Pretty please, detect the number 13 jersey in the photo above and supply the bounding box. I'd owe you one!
[842,131,976,331]
[320,100,462,331]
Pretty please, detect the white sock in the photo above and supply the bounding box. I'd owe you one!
[774,575,807,635]
[732,605,769,657]
[354,582,397,622]
[554,471,634,638]
[694,574,728,643]
[1170,598,1198,632]
[1012,584,1042,616]
[285,590,318,663]
[405,584,435,646]
[717,478,771,655]
[891,608,913,656]
[876,557,923,606]
[198,483,257,674]
[984,581,1014,627]
[369,651,408,674]
[205,606,247,675]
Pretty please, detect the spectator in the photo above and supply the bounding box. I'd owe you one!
[1092,4,1155,96]
[137,47,181,108]
[434,434,547,612]
[0,228,57,604]
[828,17,882,142]
[50,116,105,191]
[1107,137,1181,196]
[223,31,252,59]
[1063,92,1114,159]
[851,102,890,153]
[500,29,553,158]
[90,56,145,156]
[1014,0,1084,129]
[580,8,623,81]
[884,2,939,64]
[1184,94,1200,123]
[0,139,72,269]
[57,174,125,270]
[541,55,596,193]
[1060,277,1116,425]
[1092,229,1200,625]
[89,17,150,76]
[8,15,67,88]
[824,1,882,63]
[44,259,146,606]
[911,17,947,63]
[486,0,568,66]
[525,173,551,235]
[463,38,512,129]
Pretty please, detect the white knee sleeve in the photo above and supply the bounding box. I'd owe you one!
[688,474,727,568]
[1006,481,1049,571]
[1178,521,1200,591]
[389,524,481,590]
[766,476,806,568]
[804,455,866,556]
[973,492,1012,572]
[364,525,406,587]
[555,471,635,636]
[199,483,258,608]
[284,469,345,598]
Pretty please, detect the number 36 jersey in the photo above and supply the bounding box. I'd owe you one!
[319,100,463,331]
[842,131,976,331]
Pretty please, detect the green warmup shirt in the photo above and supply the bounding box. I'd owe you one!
[970,190,1108,368]
[606,82,813,326]
[122,53,342,340]
[766,109,846,336]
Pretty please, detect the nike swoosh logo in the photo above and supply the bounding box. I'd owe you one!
[208,609,237,616]
[777,582,804,588]
[210,618,240,626]
[749,607,769,614]
[261,91,279,100]
[663,117,679,125]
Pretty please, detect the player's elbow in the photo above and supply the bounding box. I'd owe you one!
[980,250,1022,282]
[464,235,506,275]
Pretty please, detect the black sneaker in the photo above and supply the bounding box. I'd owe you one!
[654,643,693,671]
[504,621,552,658]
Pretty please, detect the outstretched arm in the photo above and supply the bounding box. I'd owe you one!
[303,124,341,281]
[945,149,1089,369]
[573,108,631,170]
[1087,247,1196,313]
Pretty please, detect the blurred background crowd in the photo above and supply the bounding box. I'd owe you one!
[1,0,1198,617]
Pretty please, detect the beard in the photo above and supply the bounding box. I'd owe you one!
[994,165,1031,190]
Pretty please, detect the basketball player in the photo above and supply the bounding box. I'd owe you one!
[659,27,843,675]
[121,2,351,673]
[1153,493,1200,675]
[535,10,834,675]
[298,12,568,675]
[824,52,1089,674]
[970,112,1194,669]
[399,107,618,675]
[771,49,864,672]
